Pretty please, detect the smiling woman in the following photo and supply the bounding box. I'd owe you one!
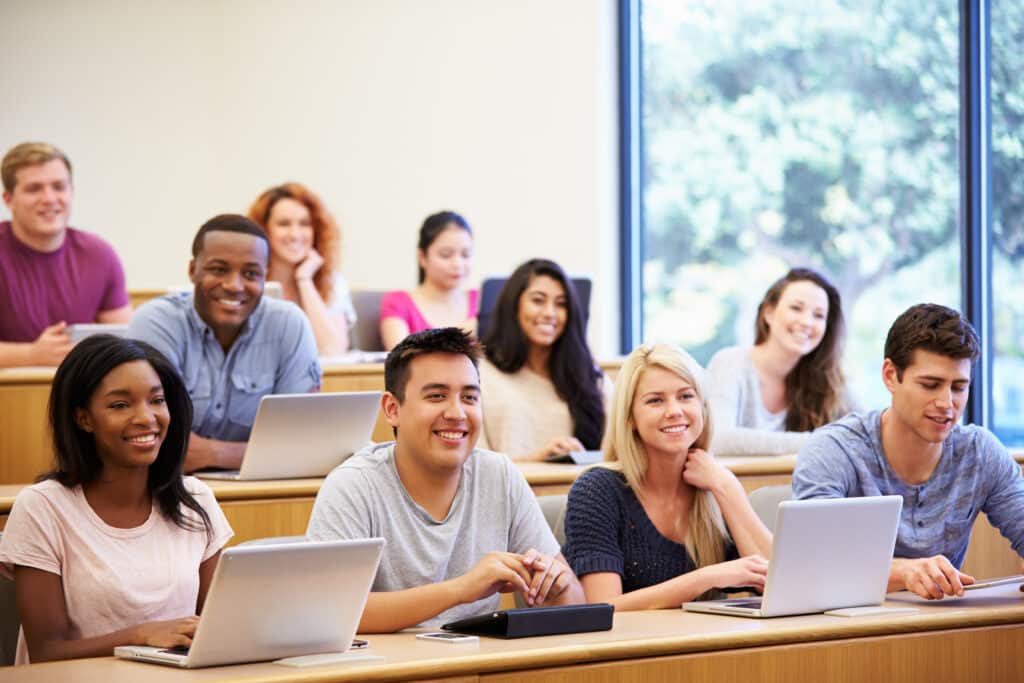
[478,259,611,461]
[0,336,233,664]
[705,267,854,456]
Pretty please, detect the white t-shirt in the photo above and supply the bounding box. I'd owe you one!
[306,442,560,627]
[0,477,233,664]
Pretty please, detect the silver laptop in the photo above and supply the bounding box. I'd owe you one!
[198,391,381,480]
[114,538,384,668]
[67,323,129,343]
[683,496,902,618]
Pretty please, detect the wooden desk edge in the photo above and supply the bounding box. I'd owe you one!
[37,607,1024,683]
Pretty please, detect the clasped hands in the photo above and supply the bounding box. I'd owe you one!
[461,549,572,606]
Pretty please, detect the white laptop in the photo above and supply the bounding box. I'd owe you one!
[683,496,902,618]
[115,538,384,668]
[67,323,129,343]
[198,391,381,481]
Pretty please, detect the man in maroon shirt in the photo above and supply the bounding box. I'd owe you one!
[0,142,132,367]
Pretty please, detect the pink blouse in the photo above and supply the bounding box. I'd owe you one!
[379,289,480,335]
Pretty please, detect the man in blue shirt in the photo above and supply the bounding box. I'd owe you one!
[794,304,1024,600]
[128,214,320,472]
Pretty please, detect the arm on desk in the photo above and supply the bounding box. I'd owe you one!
[0,323,73,368]
[15,565,203,662]
[580,556,769,611]
[185,433,245,472]
[358,551,534,633]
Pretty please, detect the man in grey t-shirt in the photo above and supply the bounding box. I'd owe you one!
[307,328,584,631]
[794,304,1024,600]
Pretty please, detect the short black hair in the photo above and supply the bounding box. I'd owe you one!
[191,213,269,257]
[884,303,981,380]
[385,327,481,402]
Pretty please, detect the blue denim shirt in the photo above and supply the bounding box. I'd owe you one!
[127,292,321,441]
[793,410,1024,568]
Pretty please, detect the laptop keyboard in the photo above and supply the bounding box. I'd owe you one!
[725,599,763,609]
[160,646,190,655]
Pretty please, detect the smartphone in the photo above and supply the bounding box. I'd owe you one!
[351,638,369,649]
[416,632,479,644]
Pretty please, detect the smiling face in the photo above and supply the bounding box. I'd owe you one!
[75,360,169,471]
[630,366,705,461]
[883,349,971,445]
[265,197,314,266]
[2,159,72,249]
[763,279,829,358]
[189,230,268,350]
[418,225,473,290]
[517,274,568,351]
[384,352,481,474]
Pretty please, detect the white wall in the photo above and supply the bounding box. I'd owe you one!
[0,0,620,355]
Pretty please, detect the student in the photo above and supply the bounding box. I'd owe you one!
[0,142,131,368]
[479,258,611,461]
[706,267,851,456]
[379,211,478,350]
[127,214,321,472]
[0,336,233,664]
[247,182,356,355]
[563,344,771,610]
[793,304,1024,599]
[306,328,584,631]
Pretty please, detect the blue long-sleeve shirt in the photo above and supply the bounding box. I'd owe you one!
[793,410,1024,568]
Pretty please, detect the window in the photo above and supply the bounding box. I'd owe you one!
[990,0,1024,446]
[636,1,963,409]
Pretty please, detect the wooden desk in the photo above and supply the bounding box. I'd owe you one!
[5,585,1024,681]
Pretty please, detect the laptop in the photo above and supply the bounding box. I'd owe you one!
[198,391,381,481]
[683,496,902,618]
[66,323,129,344]
[114,538,384,668]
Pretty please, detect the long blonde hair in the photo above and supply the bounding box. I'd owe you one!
[603,344,729,570]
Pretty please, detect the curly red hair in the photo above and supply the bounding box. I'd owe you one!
[247,182,341,303]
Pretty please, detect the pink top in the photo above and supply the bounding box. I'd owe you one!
[0,477,233,664]
[379,289,480,335]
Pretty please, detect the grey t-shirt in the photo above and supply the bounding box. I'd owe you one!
[306,442,560,626]
[793,410,1024,568]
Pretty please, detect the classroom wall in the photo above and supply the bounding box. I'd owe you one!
[0,0,620,355]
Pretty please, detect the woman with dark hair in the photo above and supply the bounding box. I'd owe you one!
[479,259,610,461]
[706,267,852,456]
[248,182,356,355]
[0,336,233,664]
[379,211,478,350]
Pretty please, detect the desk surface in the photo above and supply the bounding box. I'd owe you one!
[4,584,1023,682]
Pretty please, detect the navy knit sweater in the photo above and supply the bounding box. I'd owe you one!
[562,466,737,592]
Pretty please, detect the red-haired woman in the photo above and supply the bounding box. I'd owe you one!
[248,183,356,355]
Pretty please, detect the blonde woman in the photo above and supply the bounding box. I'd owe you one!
[562,344,772,610]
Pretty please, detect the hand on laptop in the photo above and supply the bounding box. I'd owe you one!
[892,555,975,599]
[531,436,586,462]
[700,555,769,591]
[521,549,573,606]
[133,616,199,648]
[458,551,533,603]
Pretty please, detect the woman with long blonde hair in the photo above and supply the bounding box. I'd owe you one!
[562,344,771,610]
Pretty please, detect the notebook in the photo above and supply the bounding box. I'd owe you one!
[683,496,902,618]
[198,391,381,480]
[114,538,384,668]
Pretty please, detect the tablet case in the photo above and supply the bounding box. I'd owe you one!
[441,604,614,639]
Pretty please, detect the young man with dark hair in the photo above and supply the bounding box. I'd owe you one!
[0,142,132,367]
[794,303,1024,600]
[307,328,584,632]
[128,214,320,472]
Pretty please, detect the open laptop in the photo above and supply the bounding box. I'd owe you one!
[114,538,384,668]
[683,496,902,618]
[198,391,381,481]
